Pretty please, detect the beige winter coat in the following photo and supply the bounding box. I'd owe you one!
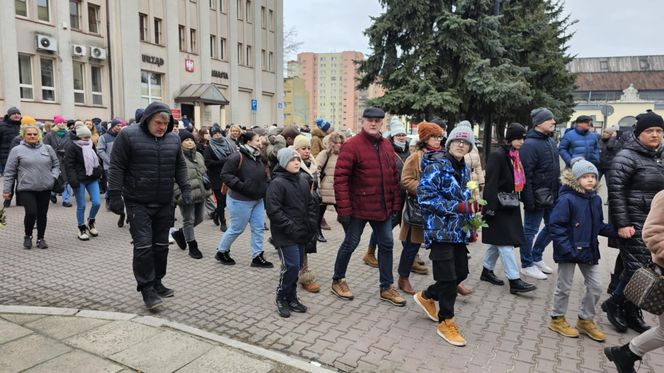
[643,190,664,267]
[315,149,339,205]
[465,146,485,199]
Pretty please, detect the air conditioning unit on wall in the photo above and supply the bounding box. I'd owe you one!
[90,47,107,60]
[36,34,57,52]
[72,44,87,57]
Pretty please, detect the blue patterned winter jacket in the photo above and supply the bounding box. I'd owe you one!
[417,151,473,248]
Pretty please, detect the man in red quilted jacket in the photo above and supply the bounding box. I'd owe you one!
[331,107,405,306]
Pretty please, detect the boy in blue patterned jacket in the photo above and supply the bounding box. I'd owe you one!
[413,126,479,347]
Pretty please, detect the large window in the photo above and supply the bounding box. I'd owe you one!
[88,4,99,34]
[210,35,217,58]
[246,45,252,67]
[139,13,148,41]
[237,42,243,65]
[268,51,274,72]
[190,29,197,53]
[268,9,274,31]
[91,66,102,105]
[73,62,85,103]
[261,6,266,28]
[220,38,226,60]
[246,0,252,23]
[219,0,226,13]
[40,58,55,101]
[141,71,162,107]
[178,25,186,51]
[37,0,50,22]
[70,0,81,30]
[18,54,33,99]
[154,18,162,44]
[236,0,243,20]
[15,0,27,17]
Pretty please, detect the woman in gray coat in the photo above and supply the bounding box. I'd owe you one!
[2,125,60,249]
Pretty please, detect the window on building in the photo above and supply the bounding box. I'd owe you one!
[139,13,148,41]
[268,51,273,72]
[261,49,266,70]
[73,62,85,103]
[15,0,27,17]
[236,0,243,20]
[246,45,252,67]
[237,43,243,65]
[220,38,226,60]
[69,0,81,30]
[37,0,50,22]
[219,0,226,13]
[261,6,266,28]
[190,28,197,53]
[178,25,186,51]
[88,4,99,33]
[210,35,217,58]
[154,18,162,44]
[209,0,216,10]
[246,0,252,23]
[91,65,102,105]
[600,60,609,71]
[18,54,33,99]
[268,9,274,31]
[141,71,163,107]
[40,58,55,101]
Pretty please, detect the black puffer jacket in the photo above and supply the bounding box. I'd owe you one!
[0,118,21,167]
[220,145,268,201]
[64,137,103,189]
[519,129,561,210]
[265,167,317,246]
[608,138,664,277]
[108,101,191,205]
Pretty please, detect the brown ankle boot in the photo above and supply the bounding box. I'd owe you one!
[398,276,415,294]
[457,283,473,296]
[362,246,378,268]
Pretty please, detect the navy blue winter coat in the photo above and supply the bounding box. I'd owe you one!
[549,170,617,265]
[519,129,561,210]
[558,127,600,167]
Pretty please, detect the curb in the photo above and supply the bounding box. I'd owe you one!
[0,305,334,373]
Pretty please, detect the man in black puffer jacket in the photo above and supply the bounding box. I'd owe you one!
[0,107,22,176]
[108,101,192,311]
[519,108,561,281]
[602,112,664,334]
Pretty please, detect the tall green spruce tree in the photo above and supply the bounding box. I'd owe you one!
[358,0,576,139]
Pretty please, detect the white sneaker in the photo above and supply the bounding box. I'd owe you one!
[534,260,553,274]
[168,228,175,244]
[521,265,547,280]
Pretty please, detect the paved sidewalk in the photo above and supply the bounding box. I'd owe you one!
[0,305,329,372]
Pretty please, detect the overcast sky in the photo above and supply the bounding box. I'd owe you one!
[284,0,664,60]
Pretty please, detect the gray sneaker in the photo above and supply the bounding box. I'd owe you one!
[36,239,48,249]
[23,236,33,249]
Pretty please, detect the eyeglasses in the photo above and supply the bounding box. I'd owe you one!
[451,139,469,147]
[394,133,407,137]
[429,136,443,140]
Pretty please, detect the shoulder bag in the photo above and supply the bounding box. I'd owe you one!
[624,264,664,315]
[403,194,424,228]
[220,153,243,195]
[497,192,520,209]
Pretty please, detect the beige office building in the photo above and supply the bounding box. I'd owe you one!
[0,0,284,126]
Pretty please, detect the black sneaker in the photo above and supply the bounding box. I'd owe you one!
[154,283,174,297]
[117,213,125,228]
[211,212,220,226]
[50,194,57,204]
[141,288,163,311]
[62,201,72,207]
[251,252,274,268]
[288,298,307,313]
[23,236,33,249]
[171,229,186,250]
[219,222,227,232]
[36,239,48,249]
[276,298,291,318]
[215,251,236,265]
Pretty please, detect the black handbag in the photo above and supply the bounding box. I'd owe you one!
[497,192,520,208]
[624,264,664,315]
[403,194,424,228]
[202,174,211,190]
[52,175,65,194]
[534,187,554,208]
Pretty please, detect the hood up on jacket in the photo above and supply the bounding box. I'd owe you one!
[559,168,600,195]
[139,101,174,134]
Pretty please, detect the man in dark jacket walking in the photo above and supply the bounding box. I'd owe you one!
[519,107,560,280]
[108,101,192,311]
[558,115,600,168]
[331,107,405,307]
[0,107,22,176]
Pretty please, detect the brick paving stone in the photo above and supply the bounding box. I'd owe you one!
[1,194,664,371]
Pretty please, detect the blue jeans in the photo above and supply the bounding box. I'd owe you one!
[217,195,264,258]
[398,227,421,277]
[277,244,305,300]
[521,208,552,268]
[333,217,394,290]
[483,245,520,280]
[74,180,101,226]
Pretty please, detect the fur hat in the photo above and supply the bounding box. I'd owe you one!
[277,147,300,169]
[76,125,92,138]
[571,157,598,179]
[445,126,475,149]
[293,134,311,149]
[417,121,443,142]
[634,112,664,137]
[505,123,527,142]
[531,107,555,127]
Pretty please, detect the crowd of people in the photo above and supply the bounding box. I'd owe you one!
[1,102,664,372]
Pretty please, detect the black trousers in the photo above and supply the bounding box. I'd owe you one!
[127,203,173,292]
[16,190,51,239]
[212,188,227,223]
[423,242,469,321]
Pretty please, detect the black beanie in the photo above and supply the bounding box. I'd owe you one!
[634,112,664,137]
[505,123,527,142]
[179,130,195,143]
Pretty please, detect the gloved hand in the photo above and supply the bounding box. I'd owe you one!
[337,214,351,227]
[456,200,480,214]
[108,190,125,215]
[182,193,193,206]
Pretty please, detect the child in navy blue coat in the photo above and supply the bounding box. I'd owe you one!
[548,158,617,342]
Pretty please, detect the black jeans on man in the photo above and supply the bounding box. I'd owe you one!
[17,190,51,239]
[127,203,173,292]
[423,242,469,321]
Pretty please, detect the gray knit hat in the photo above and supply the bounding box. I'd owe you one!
[445,126,475,149]
[76,125,92,138]
[531,107,554,126]
[571,157,598,179]
[277,147,300,169]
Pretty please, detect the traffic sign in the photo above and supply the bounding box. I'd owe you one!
[251,99,257,112]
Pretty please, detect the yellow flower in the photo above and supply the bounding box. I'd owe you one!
[467,181,478,191]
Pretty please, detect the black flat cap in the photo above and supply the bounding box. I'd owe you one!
[362,107,385,118]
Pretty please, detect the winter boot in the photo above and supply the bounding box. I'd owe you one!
[251,252,274,268]
[215,251,235,265]
[77,225,90,241]
[299,270,320,293]
[188,240,203,259]
[363,246,378,268]
[623,301,651,333]
[604,343,641,373]
[509,278,537,294]
[480,267,505,285]
[601,296,628,333]
[171,229,186,250]
[141,287,163,311]
[398,276,415,294]
[87,218,98,237]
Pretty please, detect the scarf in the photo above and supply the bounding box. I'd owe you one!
[425,144,442,152]
[446,151,465,184]
[55,128,66,138]
[509,148,525,192]
[209,137,235,160]
[240,144,261,161]
[393,140,406,152]
[74,139,99,176]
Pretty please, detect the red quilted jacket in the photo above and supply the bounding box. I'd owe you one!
[333,130,401,220]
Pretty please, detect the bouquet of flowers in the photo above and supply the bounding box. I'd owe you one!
[462,181,487,235]
[0,207,6,229]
